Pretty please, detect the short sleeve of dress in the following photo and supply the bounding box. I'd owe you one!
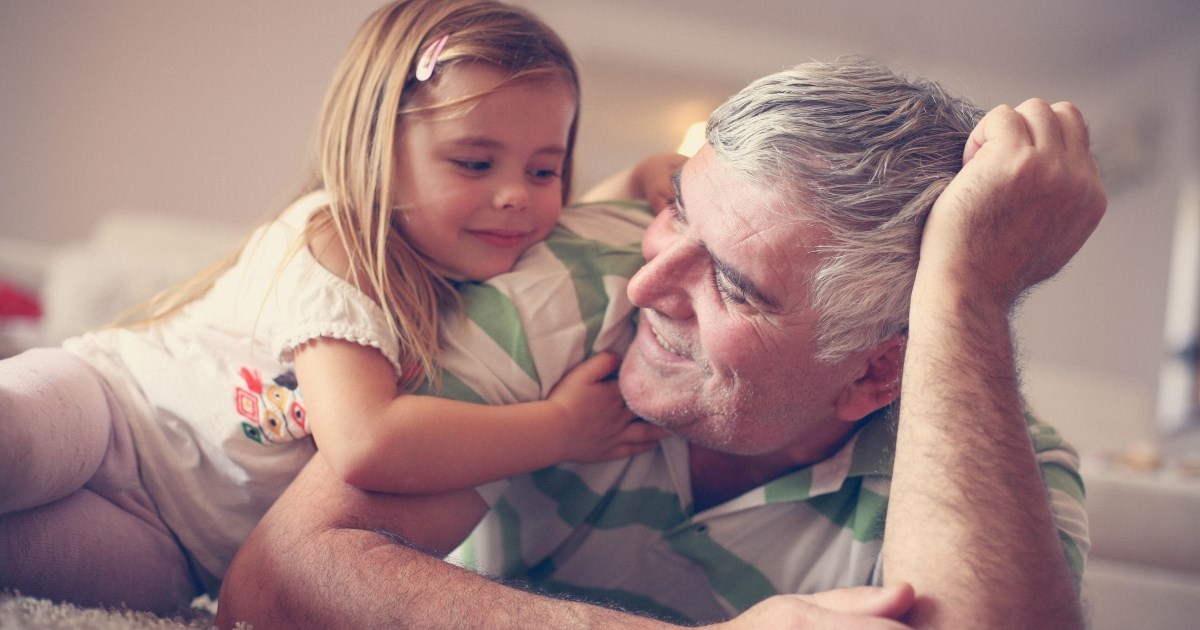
[247,192,404,379]
[270,255,403,376]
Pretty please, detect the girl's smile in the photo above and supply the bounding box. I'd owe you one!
[466,228,533,249]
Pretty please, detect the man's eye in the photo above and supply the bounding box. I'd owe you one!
[666,201,685,227]
[453,160,490,172]
[713,270,748,305]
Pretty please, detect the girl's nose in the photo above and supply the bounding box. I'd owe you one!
[494,179,530,212]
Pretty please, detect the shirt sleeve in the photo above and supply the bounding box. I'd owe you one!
[1028,414,1091,589]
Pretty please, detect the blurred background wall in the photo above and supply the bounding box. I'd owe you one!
[3,2,1200,627]
[2,0,1199,454]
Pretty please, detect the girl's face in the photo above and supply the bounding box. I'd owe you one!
[393,63,576,281]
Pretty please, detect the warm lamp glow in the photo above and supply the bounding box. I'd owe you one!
[676,120,707,157]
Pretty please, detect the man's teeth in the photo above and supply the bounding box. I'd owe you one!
[653,328,681,354]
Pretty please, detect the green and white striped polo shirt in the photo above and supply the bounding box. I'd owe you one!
[437,202,1090,625]
[422,200,650,410]
[459,411,1087,624]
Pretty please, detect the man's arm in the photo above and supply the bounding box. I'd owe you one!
[217,453,915,628]
[215,453,656,628]
[883,99,1105,628]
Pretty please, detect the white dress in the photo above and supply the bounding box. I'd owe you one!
[65,190,400,584]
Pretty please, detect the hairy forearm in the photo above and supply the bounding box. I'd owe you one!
[221,525,654,628]
[216,454,669,629]
[884,284,1081,628]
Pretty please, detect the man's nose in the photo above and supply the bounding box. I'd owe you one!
[627,212,695,318]
[640,210,672,261]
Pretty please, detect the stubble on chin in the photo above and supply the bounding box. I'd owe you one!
[623,375,750,453]
[618,334,756,450]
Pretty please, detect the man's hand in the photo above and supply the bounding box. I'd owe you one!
[712,584,915,629]
[918,98,1106,311]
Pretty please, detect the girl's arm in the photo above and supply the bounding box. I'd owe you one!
[295,337,666,494]
[579,152,686,212]
[296,214,663,495]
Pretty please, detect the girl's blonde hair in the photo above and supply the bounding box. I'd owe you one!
[124,0,580,390]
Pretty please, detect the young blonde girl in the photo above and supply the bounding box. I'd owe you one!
[0,0,669,614]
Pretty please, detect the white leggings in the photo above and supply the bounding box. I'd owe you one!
[0,348,201,613]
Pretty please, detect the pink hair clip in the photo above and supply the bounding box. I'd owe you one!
[415,34,449,81]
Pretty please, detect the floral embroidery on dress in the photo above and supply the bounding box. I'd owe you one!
[235,367,308,445]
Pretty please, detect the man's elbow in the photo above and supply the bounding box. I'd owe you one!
[215,532,271,629]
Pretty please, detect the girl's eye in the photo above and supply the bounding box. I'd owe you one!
[713,269,749,305]
[529,167,561,182]
[453,159,490,173]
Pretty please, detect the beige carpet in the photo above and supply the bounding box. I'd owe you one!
[0,592,223,629]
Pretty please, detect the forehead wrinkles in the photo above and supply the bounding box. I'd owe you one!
[710,186,814,313]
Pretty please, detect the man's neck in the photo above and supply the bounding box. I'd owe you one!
[687,419,863,513]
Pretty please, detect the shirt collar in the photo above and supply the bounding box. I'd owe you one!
[762,406,898,503]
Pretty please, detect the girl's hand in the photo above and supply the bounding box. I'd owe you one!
[578,152,686,212]
[630,152,687,214]
[547,352,669,463]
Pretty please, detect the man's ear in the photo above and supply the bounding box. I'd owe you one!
[833,335,905,422]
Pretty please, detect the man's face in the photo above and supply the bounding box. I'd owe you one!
[619,144,867,456]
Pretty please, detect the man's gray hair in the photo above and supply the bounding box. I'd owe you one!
[707,57,984,361]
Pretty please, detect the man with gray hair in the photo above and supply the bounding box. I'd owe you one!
[218,59,1103,628]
